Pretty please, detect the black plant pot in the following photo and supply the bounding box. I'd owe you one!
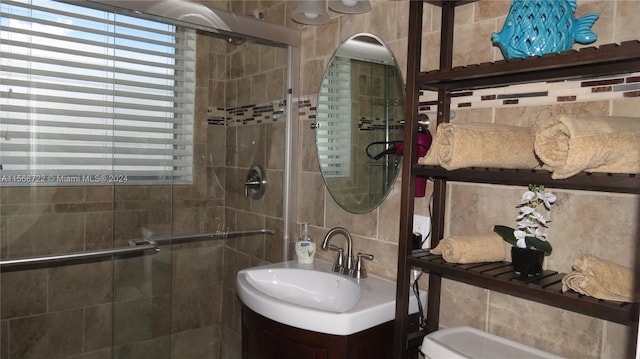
[511,247,544,279]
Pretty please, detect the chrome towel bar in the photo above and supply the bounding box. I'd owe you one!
[0,239,159,269]
[0,228,274,270]
[128,228,275,246]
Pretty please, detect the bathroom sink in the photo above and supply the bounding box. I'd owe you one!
[240,266,361,312]
[237,260,426,335]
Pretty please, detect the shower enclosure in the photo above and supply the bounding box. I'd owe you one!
[0,1,299,358]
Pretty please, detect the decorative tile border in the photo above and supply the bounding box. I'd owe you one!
[296,96,403,132]
[297,98,315,121]
[218,72,640,127]
[207,100,287,126]
[297,97,318,132]
[207,107,227,126]
[418,71,640,112]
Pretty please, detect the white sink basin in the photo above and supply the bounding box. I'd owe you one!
[242,266,361,312]
[236,260,426,335]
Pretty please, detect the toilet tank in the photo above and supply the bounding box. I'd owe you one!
[421,326,565,359]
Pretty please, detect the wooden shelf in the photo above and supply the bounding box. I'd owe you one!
[424,0,477,7]
[393,1,640,358]
[413,165,640,194]
[417,41,640,91]
[409,251,639,325]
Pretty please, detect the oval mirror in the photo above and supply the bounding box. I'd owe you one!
[315,33,404,214]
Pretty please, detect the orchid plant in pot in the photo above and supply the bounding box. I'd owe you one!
[494,184,556,278]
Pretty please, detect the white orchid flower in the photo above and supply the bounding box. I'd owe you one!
[514,230,527,248]
[517,219,538,230]
[501,185,556,253]
[518,190,536,205]
[537,190,557,209]
[532,228,548,240]
[530,210,549,225]
[517,206,537,221]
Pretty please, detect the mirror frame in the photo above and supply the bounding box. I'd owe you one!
[315,33,405,214]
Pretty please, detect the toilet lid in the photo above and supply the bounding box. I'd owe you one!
[421,326,565,359]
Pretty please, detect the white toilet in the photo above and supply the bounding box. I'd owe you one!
[421,326,565,359]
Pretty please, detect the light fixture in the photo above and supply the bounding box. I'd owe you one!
[328,0,371,14]
[292,0,330,25]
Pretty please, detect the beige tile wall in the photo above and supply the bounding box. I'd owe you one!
[0,1,637,358]
[205,1,640,358]
[202,31,289,359]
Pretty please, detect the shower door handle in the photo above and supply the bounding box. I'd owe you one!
[0,239,159,269]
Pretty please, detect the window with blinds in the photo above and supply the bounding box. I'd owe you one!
[0,0,195,185]
[316,56,351,178]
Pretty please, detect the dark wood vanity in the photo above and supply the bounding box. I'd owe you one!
[242,305,419,359]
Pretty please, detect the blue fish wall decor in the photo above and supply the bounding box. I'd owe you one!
[492,0,599,60]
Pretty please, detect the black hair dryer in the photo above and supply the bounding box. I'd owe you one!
[365,114,432,197]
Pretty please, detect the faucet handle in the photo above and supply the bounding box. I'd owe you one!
[327,245,345,273]
[351,253,374,279]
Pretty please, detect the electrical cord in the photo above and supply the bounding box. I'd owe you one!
[365,141,431,161]
[416,185,434,248]
[365,141,401,160]
[412,270,427,331]
[427,177,434,218]
[412,178,434,331]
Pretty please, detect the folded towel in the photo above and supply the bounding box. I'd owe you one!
[561,254,640,302]
[417,123,541,170]
[419,145,439,165]
[430,233,506,264]
[534,115,640,179]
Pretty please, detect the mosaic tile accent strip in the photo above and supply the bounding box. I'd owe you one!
[358,116,404,132]
[207,100,287,126]
[627,76,640,83]
[298,97,316,122]
[418,72,640,113]
[282,72,640,125]
[297,96,403,132]
[207,107,227,126]
[358,118,404,132]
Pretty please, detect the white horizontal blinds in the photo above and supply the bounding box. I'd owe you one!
[0,0,195,184]
[317,56,351,178]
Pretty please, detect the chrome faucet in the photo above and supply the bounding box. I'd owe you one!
[321,227,353,275]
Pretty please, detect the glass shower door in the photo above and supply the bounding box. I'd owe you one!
[1,1,293,358]
[0,2,178,358]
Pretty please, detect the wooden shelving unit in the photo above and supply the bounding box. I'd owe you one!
[414,166,639,194]
[392,1,640,358]
[417,40,640,91]
[409,251,638,325]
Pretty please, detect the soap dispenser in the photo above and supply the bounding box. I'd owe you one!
[295,223,316,264]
